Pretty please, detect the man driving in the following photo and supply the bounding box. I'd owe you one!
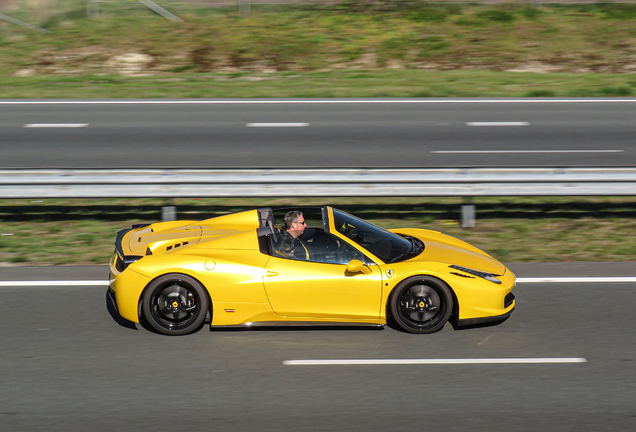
[276,210,310,260]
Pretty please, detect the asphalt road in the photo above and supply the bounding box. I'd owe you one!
[1,263,635,432]
[1,99,635,169]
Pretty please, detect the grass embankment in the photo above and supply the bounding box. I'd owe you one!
[2,2,636,97]
[1,197,635,266]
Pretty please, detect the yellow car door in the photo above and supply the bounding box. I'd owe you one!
[263,257,383,319]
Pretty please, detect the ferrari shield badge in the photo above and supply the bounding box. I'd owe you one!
[386,269,394,278]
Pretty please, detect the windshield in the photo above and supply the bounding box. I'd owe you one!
[331,208,420,263]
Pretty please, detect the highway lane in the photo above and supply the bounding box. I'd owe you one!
[1,264,635,431]
[1,99,635,169]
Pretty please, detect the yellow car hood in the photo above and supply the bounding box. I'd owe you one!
[392,228,506,276]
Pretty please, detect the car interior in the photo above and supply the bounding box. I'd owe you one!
[256,207,367,265]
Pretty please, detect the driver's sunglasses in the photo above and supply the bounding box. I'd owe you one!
[295,220,307,226]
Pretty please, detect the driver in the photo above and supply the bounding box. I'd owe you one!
[276,210,310,260]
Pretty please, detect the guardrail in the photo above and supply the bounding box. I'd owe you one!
[1,168,636,198]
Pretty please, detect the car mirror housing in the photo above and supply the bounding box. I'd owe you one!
[347,259,372,275]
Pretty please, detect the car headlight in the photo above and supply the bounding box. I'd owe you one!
[449,265,502,284]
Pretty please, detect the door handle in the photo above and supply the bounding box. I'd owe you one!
[266,270,279,277]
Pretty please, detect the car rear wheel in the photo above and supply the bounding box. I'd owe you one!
[390,276,453,334]
[141,274,208,336]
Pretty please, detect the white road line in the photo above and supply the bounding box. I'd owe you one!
[23,123,88,128]
[246,123,309,127]
[466,122,530,126]
[0,280,108,287]
[283,358,587,366]
[3,99,636,105]
[432,150,623,154]
[517,277,636,283]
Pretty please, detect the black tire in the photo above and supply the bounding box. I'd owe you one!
[389,276,453,334]
[141,274,209,336]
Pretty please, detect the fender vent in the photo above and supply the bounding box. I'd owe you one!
[450,272,475,279]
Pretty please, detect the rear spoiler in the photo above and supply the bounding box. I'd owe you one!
[114,224,150,270]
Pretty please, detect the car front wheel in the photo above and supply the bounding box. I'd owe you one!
[390,276,453,334]
[141,274,209,336]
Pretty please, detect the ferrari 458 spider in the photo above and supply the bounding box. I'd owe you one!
[109,206,515,335]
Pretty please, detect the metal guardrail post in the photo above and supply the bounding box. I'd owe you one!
[162,206,177,221]
[461,205,476,228]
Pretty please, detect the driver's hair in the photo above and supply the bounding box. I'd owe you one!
[284,211,304,230]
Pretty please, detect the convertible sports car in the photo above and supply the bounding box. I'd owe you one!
[109,206,515,336]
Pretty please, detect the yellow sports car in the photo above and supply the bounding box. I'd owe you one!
[109,206,515,336]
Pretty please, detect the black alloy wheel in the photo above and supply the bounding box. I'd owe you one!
[141,274,209,336]
[389,276,453,334]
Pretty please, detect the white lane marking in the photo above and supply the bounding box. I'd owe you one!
[432,150,623,154]
[283,358,587,366]
[246,123,309,127]
[517,277,636,283]
[0,277,634,287]
[23,123,88,128]
[0,280,108,287]
[466,122,530,126]
[3,99,636,104]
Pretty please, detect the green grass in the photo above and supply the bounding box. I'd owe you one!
[2,2,636,98]
[1,70,635,99]
[1,197,635,266]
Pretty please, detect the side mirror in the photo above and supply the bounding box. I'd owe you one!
[347,259,372,275]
